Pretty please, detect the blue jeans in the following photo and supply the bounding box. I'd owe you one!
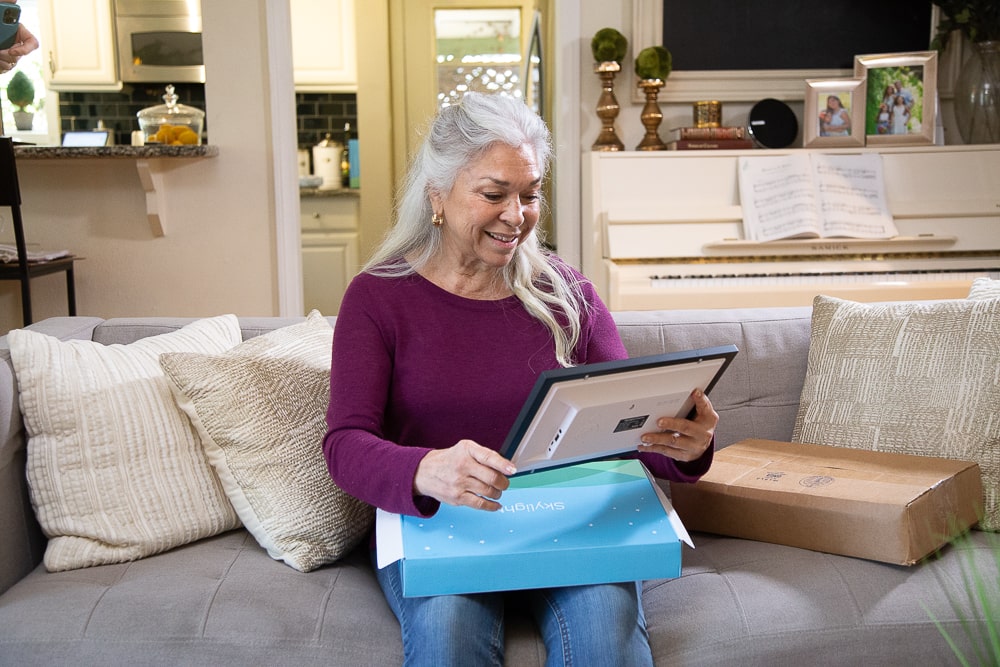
[373,552,654,667]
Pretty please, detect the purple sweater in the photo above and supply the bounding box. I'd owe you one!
[323,266,712,518]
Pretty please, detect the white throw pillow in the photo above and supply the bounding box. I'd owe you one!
[159,311,373,572]
[9,315,244,571]
[792,296,1000,532]
[969,277,1000,300]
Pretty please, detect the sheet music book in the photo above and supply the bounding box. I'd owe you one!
[737,153,898,243]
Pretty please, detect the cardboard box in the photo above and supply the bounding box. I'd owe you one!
[669,439,983,565]
[377,459,693,597]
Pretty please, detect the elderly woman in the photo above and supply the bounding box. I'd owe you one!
[323,92,717,667]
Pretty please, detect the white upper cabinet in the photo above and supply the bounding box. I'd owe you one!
[291,0,357,92]
[38,0,121,91]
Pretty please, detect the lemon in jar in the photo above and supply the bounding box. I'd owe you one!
[153,124,174,144]
[176,129,199,145]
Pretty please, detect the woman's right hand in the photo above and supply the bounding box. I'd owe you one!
[413,440,517,511]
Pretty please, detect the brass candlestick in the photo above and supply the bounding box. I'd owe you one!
[636,79,666,150]
[592,61,624,151]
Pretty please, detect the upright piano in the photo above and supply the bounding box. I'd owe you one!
[581,145,1000,310]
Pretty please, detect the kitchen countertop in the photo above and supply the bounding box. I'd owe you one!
[11,144,219,238]
[300,187,360,197]
[12,145,219,159]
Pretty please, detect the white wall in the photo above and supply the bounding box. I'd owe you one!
[0,0,296,332]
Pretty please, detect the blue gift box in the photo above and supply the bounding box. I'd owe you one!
[376,459,693,598]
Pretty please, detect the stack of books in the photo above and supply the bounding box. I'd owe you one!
[667,125,754,150]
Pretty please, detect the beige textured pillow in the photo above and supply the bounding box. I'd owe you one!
[9,315,243,572]
[159,311,373,572]
[969,277,1000,300]
[793,296,1000,532]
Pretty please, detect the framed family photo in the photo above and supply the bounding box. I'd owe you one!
[803,78,866,147]
[854,51,937,146]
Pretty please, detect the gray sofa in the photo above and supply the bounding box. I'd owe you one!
[0,308,996,666]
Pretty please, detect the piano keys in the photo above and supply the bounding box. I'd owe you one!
[608,261,999,310]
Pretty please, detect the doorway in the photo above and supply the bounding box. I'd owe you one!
[394,1,539,156]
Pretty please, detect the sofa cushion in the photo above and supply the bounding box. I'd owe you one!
[643,530,999,664]
[7,315,243,572]
[792,296,1000,531]
[159,311,373,572]
[0,532,407,665]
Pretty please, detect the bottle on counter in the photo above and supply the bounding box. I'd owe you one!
[312,132,343,191]
[340,123,351,189]
[349,135,360,189]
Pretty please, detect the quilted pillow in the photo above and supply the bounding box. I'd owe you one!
[159,311,373,572]
[969,277,1000,300]
[792,296,1000,531]
[8,315,243,572]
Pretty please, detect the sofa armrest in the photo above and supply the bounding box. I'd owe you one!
[0,317,104,594]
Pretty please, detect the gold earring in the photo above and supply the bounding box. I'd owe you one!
[432,213,444,227]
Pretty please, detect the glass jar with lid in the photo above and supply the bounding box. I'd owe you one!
[137,85,205,145]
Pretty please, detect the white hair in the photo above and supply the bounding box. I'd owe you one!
[364,92,588,367]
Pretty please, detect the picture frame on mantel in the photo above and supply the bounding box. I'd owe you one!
[629,1,945,105]
[854,51,938,147]
[803,78,866,148]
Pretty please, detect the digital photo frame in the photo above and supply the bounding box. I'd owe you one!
[500,345,738,475]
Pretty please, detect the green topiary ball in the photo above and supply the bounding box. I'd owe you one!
[635,46,673,81]
[6,70,34,111]
[591,28,628,64]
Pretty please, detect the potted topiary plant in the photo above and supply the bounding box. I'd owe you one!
[634,46,673,150]
[590,27,628,151]
[6,70,37,131]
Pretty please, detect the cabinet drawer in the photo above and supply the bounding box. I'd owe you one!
[300,194,359,232]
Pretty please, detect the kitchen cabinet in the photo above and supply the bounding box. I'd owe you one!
[38,0,121,91]
[301,192,360,314]
[290,0,357,92]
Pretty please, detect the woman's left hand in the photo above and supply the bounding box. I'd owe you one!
[637,388,718,462]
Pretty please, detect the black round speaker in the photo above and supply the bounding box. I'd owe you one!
[747,98,798,148]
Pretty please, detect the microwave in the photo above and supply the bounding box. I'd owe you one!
[114,0,204,83]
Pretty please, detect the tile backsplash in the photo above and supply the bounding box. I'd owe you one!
[58,83,208,146]
[57,84,357,149]
[296,93,356,149]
